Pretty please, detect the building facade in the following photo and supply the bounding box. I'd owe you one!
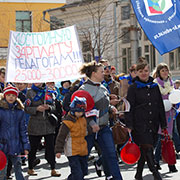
[0,0,66,67]
[46,0,180,79]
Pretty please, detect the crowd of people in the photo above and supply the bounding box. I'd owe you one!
[0,57,180,180]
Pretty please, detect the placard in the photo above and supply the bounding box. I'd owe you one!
[6,25,84,82]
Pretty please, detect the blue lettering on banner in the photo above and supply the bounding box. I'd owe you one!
[14,51,83,70]
[131,0,180,55]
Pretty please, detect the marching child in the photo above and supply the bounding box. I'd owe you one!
[0,86,30,180]
[55,96,88,180]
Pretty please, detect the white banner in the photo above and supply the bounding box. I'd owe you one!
[6,25,84,83]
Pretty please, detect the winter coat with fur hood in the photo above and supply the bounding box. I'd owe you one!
[0,94,30,155]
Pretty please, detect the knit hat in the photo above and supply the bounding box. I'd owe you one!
[3,86,19,97]
[70,96,87,113]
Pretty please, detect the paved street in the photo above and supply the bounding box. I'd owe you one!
[13,148,180,179]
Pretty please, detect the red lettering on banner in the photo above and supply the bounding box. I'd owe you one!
[48,44,55,56]
[16,46,21,58]
[72,64,78,75]
[39,46,49,58]
[14,63,80,82]
[64,41,73,53]
[15,41,73,59]
[46,68,54,81]
[26,46,33,59]
[36,70,41,80]
[65,65,73,76]
[14,70,21,81]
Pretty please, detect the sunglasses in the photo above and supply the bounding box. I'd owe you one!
[104,65,111,70]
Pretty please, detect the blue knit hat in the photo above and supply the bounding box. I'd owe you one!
[70,96,87,113]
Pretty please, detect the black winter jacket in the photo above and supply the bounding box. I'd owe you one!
[125,76,167,145]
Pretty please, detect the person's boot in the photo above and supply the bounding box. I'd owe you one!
[28,169,37,176]
[145,148,162,180]
[32,158,40,168]
[51,169,61,177]
[168,164,178,173]
[155,163,161,170]
[94,161,102,177]
[135,150,145,180]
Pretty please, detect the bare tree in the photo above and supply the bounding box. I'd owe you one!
[77,0,117,61]
[48,0,130,62]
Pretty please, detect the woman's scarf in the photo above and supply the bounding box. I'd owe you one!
[156,77,173,88]
[61,87,70,95]
[119,75,133,85]
[79,78,86,86]
[102,79,112,94]
[31,84,46,101]
[32,84,56,103]
[135,80,158,88]
[156,77,174,95]
[21,88,27,95]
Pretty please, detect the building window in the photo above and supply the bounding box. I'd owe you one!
[138,47,142,58]
[121,28,130,44]
[150,45,156,70]
[144,45,156,71]
[16,11,31,32]
[122,57,127,74]
[168,48,180,71]
[121,5,130,20]
[145,55,149,64]
[122,47,131,73]
[176,48,180,70]
[122,48,126,56]
[144,45,149,53]
[169,52,175,70]
[50,16,65,30]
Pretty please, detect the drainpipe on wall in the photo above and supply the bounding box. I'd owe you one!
[42,10,60,29]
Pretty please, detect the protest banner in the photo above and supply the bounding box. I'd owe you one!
[131,0,180,55]
[6,25,84,83]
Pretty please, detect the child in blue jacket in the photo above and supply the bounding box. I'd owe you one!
[0,86,30,180]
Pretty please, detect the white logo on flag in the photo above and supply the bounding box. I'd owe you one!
[144,0,173,16]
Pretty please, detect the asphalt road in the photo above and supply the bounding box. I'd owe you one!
[10,148,180,180]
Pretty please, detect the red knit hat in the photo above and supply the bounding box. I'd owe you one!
[3,86,19,97]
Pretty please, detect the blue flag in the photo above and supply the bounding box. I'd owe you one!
[131,0,180,55]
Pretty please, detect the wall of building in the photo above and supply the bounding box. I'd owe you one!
[0,1,66,66]
[48,0,180,79]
